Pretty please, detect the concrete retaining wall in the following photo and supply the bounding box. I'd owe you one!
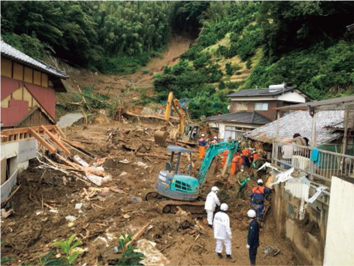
[1,139,37,202]
[271,180,329,265]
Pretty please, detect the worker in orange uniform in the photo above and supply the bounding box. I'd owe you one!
[231,153,242,175]
[241,148,252,172]
[222,150,229,168]
[250,179,271,219]
[198,133,207,159]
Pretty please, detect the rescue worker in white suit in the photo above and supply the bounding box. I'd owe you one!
[214,203,232,259]
[204,186,220,228]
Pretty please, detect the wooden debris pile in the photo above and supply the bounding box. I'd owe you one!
[11,124,114,186]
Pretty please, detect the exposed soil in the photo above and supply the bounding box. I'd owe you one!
[1,120,298,266]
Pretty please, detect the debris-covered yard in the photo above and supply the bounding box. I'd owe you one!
[1,120,300,265]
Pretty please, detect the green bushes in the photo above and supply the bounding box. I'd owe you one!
[115,234,144,266]
[243,40,354,99]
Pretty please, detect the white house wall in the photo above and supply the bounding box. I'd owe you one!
[230,91,305,103]
[277,92,306,103]
[324,176,354,266]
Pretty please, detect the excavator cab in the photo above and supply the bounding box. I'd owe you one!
[144,141,239,214]
[156,145,200,201]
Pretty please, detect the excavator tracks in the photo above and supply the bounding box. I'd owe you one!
[143,190,205,214]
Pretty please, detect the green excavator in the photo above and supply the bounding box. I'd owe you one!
[144,140,239,214]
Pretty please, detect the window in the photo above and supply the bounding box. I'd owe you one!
[175,180,191,191]
[236,103,248,111]
[255,103,268,111]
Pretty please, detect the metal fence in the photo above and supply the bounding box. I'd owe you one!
[272,142,354,183]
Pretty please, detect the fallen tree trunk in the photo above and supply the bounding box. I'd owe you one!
[124,111,179,121]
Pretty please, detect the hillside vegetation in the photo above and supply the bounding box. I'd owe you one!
[1,1,177,74]
[2,1,353,119]
[154,1,354,118]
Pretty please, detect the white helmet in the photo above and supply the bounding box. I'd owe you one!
[211,186,219,192]
[201,133,205,137]
[257,179,263,185]
[220,203,228,211]
[247,209,256,218]
[214,136,218,139]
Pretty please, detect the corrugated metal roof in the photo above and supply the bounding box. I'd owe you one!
[275,96,354,111]
[228,87,295,97]
[244,110,344,144]
[207,111,271,125]
[1,40,68,79]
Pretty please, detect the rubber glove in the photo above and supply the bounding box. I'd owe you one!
[246,244,250,249]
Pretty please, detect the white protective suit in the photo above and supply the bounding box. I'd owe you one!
[204,191,220,225]
[213,211,232,255]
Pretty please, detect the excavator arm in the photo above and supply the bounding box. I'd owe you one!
[155,92,194,146]
[197,140,239,187]
[165,92,186,136]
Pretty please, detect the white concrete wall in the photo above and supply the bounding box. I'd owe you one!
[324,176,354,266]
[277,91,306,103]
[1,139,37,202]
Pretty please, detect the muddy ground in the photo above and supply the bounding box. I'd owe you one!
[1,120,300,266]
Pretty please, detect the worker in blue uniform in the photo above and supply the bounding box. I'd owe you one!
[249,179,271,219]
[246,209,259,266]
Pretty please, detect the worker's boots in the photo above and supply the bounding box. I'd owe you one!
[217,253,223,258]
[226,255,232,260]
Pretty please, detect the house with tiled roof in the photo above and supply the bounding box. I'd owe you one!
[1,40,68,202]
[1,40,68,128]
[207,84,309,139]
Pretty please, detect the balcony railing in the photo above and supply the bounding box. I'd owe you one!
[272,142,354,183]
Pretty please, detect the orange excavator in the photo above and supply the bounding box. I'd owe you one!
[154,92,199,146]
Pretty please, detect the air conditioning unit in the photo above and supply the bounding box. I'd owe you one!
[269,84,287,93]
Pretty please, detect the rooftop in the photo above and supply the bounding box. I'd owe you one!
[228,86,296,98]
[1,40,68,79]
[244,110,344,144]
[207,111,271,125]
[275,96,354,111]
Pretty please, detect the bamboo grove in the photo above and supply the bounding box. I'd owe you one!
[1,1,176,73]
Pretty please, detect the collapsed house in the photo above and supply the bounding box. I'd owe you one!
[1,40,68,202]
[244,110,346,159]
[245,96,354,265]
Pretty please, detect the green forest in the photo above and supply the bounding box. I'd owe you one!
[2,1,354,118]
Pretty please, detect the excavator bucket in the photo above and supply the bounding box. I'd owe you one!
[154,130,169,147]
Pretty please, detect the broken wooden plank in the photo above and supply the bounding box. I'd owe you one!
[61,138,86,149]
[160,241,177,252]
[42,126,71,155]
[1,125,57,136]
[1,186,21,208]
[125,221,152,248]
[55,124,66,138]
[29,128,56,154]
